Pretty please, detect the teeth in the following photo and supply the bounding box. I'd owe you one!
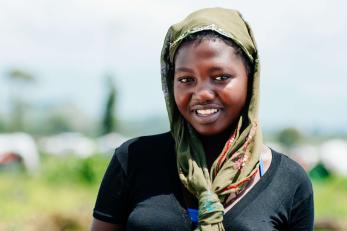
[196,109,219,115]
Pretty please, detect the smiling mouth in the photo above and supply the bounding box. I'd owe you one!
[195,108,220,116]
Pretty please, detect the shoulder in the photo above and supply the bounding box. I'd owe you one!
[272,150,311,186]
[114,132,175,173]
[266,149,314,228]
[270,149,313,204]
[116,131,174,158]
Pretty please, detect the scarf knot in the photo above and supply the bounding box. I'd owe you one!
[198,191,224,225]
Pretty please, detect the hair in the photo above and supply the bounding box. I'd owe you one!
[174,30,253,78]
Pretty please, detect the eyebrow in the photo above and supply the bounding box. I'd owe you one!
[174,66,227,74]
[209,66,226,73]
[174,67,193,74]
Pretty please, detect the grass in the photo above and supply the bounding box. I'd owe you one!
[0,154,109,230]
[313,176,347,226]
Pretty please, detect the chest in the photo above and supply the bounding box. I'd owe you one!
[126,193,288,231]
[125,168,288,231]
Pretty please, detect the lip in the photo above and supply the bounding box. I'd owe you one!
[190,105,223,124]
[192,109,222,124]
[190,103,223,111]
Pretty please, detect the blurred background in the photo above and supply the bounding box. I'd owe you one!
[0,0,346,230]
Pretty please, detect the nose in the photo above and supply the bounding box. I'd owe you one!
[193,81,215,103]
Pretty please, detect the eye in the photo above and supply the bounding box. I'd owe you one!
[214,75,230,81]
[177,76,195,84]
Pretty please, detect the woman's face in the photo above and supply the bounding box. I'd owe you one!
[173,38,249,136]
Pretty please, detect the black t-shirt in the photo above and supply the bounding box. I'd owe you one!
[93,132,314,231]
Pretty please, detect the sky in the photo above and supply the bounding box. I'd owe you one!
[0,0,346,131]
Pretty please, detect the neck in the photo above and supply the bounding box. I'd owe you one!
[199,128,233,170]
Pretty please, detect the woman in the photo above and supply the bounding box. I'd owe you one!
[91,7,314,231]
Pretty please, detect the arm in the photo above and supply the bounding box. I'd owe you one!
[91,147,130,230]
[90,218,124,231]
[289,191,314,230]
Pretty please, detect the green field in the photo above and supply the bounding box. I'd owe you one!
[0,154,107,231]
[0,154,346,230]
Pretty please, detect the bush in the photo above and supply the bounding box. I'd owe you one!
[40,154,109,186]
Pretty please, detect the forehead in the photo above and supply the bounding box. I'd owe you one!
[174,38,238,67]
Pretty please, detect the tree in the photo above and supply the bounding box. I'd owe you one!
[276,127,302,148]
[7,69,35,83]
[101,75,117,135]
[6,68,36,131]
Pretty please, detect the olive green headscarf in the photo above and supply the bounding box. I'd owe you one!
[160,8,262,231]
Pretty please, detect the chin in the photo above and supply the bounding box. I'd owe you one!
[194,126,224,137]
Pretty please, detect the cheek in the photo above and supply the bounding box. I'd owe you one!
[174,86,192,117]
[173,85,185,109]
[222,81,248,107]
[173,84,180,106]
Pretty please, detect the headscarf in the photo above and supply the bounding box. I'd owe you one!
[160,7,262,231]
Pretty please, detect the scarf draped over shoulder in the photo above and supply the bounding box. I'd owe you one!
[160,7,263,231]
